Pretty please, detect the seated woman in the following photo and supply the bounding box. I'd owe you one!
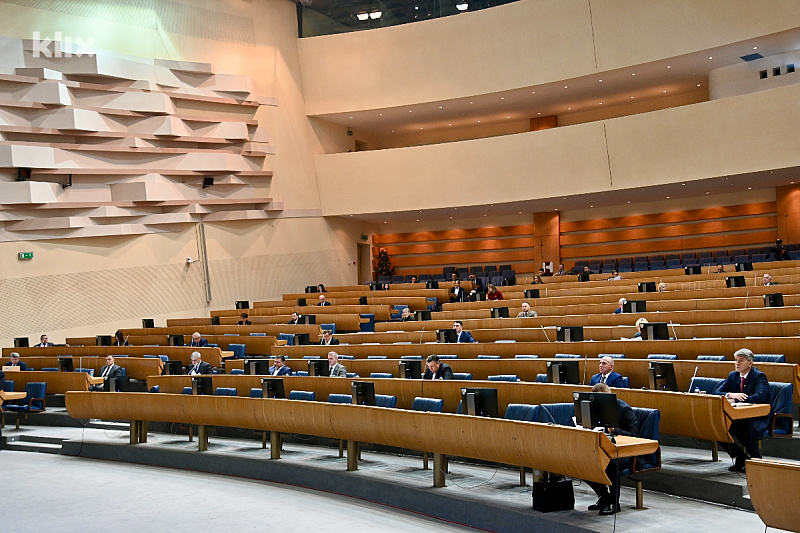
[487,283,504,300]
[113,330,129,346]
[532,275,544,285]
[632,317,648,339]
[317,284,326,293]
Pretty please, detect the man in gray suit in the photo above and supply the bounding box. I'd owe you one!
[327,351,347,377]
[90,355,124,391]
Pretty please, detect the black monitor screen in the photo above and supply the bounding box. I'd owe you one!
[58,357,74,373]
[261,377,286,399]
[638,282,657,293]
[105,375,133,392]
[641,322,670,340]
[14,337,29,348]
[308,358,330,377]
[556,326,583,342]
[437,329,457,343]
[302,315,316,325]
[142,318,155,329]
[399,360,422,379]
[294,333,311,345]
[244,359,270,375]
[96,335,112,347]
[351,381,376,406]
[305,286,319,293]
[684,265,701,275]
[296,298,307,306]
[648,362,679,391]
[578,273,590,282]
[192,376,213,395]
[524,289,540,299]
[764,293,784,308]
[415,310,432,321]
[169,334,185,347]
[546,360,581,385]
[725,276,746,288]
[461,388,499,418]
[491,307,510,319]
[573,391,619,429]
[211,316,221,326]
[235,300,250,309]
[622,300,647,313]
[164,360,184,375]
[735,262,754,272]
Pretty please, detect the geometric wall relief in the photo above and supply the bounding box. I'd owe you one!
[0,37,282,242]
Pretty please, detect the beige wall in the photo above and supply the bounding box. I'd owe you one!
[298,0,800,115]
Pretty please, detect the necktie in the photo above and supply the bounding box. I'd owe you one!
[740,375,745,392]
[601,375,606,384]
[102,366,109,378]
[194,365,199,374]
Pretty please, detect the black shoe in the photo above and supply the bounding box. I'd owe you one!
[599,504,620,516]
[588,498,605,511]
[728,464,746,473]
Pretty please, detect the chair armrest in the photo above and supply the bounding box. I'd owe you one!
[769,413,794,437]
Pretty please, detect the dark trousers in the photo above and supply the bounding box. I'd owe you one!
[586,458,631,507]
[720,419,761,466]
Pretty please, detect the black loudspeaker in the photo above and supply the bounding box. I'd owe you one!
[14,337,29,348]
[235,301,250,309]
[202,177,214,188]
[211,316,221,326]
[532,476,574,512]
[142,318,155,329]
[17,167,32,181]
[764,293,784,307]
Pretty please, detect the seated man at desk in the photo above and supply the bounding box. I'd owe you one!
[327,351,347,377]
[4,352,27,370]
[90,355,124,391]
[237,312,251,325]
[186,351,213,375]
[613,298,626,314]
[269,355,292,376]
[450,280,468,303]
[763,273,778,286]
[288,312,302,325]
[453,321,476,343]
[399,307,415,321]
[713,348,771,472]
[589,357,624,387]
[319,330,339,346]
[517,302,538,318]
[423,355,454,380]
[584,383,638,516]
[34,334,53,347]
[317,294,331,306]
[189,332,209,347]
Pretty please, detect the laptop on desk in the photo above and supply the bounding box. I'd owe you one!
[2,366,20,372]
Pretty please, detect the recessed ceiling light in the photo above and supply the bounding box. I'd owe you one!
[631,96,634,99]
[484,214,487,216]
[383,221,387,223]
[506,116,511,118]
[567,108,571,110]
[631,73,636,76]
[598,79,602,82]
[391,130,394,132]
[420,127,423,130]
[599,102,603,105]
[409,110,412,113]
[753,46,758,50]
[748,187,752,190]
[708,56,713,60]
[697,84,701,87]
[500,97,504,100]
[590,205,594,208]
[627,201,631,203]
[449,216,453,219]
[681,183,685,185]
[477,120,481,123]
[416,219,419,221]
[564,86,568,89]
[666,196,670,199]
[667,65,671,69]
[448,123,452,126]
[538,112,541,115]
[469,101,473,104]
[439,106,443,109]
[518,212,522,214]
[663,90,667,93]
[356,12,369,20]
[706,192,710,194]
[379,113,382,116]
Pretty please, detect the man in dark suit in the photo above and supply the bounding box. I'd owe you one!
[288,312,302,325]
[763,273,778,286]
[399,307,415,321]
[189,332,209,347]
[589,357,624,388]
[90,355,124,391]
[423,355,454,380]
[269,355,292,376]
[317,294,331,306]
[585,383,639,516]
[453,321,476,343]
[34,334,53,347]
[713,348,771,472]
[4,353,28,371]
[186,352,213,375]
[319,330,339,346]
[450,280,468,303]
[327,351,347,377]
[237,312,251,325]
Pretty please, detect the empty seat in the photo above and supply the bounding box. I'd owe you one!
[452,373,473,380]
[688,376,724,393]
[768,382,793,437]
[149,385,160,393]
[321,324,336,334]
[250,333,267,337]
[411,397,443,412]
[75,368,95,376]
[555,354,581,359]
[665,259,682,268]
[487,375,520,382]
[477,355,501,359]
[249,388,263,398]
[599,353,625,359]
[647,354,678,360]
[277,333,293,345]
[469,266,483,273]
[214,387,238,396]
[367,355,387,359]
[621,407,662,509]
[751,253,767,263]
[697,355,726,361]
[375,394,397,408]
[229,369,245,375]
[391,275,404,283]
[288,390,315,401]
[370,373,393,378]
[535,374,548,383]
[504,403,539,422]
[338,355,355,359]
[227,344,246,359]
[345,372,359,378]
[328,393,353,404]
[400,355,424,360]
[514,354,539,359]
[181,387,193,394]
[437,355,458,359]
[538,403,575,426]
[754,354,785,363]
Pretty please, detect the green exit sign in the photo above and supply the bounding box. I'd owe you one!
[18,252,33,260]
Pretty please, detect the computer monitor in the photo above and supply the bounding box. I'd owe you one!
[578,272,590,282]
[491,307,509,319]
[235,300,250,309]
[191,376,213,395]
[351,381,376,406]
[684,265,701,275]
[302,315,316,324]
[297,298,307,306]
[638,282,657,293]
[261,377,286,399]
[105,375,133,392]
[546,360,581,385]
[169,334,185,347]
[211,316,221,326]
[573,391,619,430]
[641,322,670,340]
[425,280,439,289]
[58,357,74,372]
[13,337,29,348]
[164,360,184,375]
[648,362,679,391]
[461,388,499,418]
[524,289,540,299]
[96,335,112,346]
[764,293,784,307]
[471,292,487,302]
[735,262,754,272]
[141,318,155,329]
[437,329,457,343]
[725,276,746,288]
[305,286,319,293]
[398,360,422,379]
[244,359,270,375]
[308,358,330,377]
[556,326,583,342]
[293,333,311,346]
[622,300,647,313]
[415,310,432,321]
[359,296,368,305]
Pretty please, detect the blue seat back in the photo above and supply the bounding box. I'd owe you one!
[620,376,630,388]
[370,373,393,379]
[452,373,473,380]
[278,333,294,346]
[622,407,662,474]
[294,371,309,376]
[400,355,423,360]
[487,374,519,382]
[599,353,625,359]
[41,367,58,372]
[504,403,539,422]
[3,380,14,392]
[555,354,581,359]
[438,354,458,359]
[230,369,245,375]
[538,403,575,426]
[688,376,724,393]
[149,385,160,393]
[75,368,95,376]
[214,387,238,396]
[477,355,500,359]
[321,324,336,334]
[328,393,353,404]
[647,354,677,360]
[535,374,548,383]
[697,355,726,361]
[289,390,315,401]
[228,344,246,359]
[6,382,48,412]
[375,394,397,408]
[359,313,376,332]
[250,333,267,336]
[769,382,793,436]
[754,354,785,363]
[411,397,443,413]
[345,372,359,378]
[367,355,387,359]
[514,354,539,359]
[249,388,263,398]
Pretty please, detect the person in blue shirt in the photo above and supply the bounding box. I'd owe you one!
[589,357,624,388]
[453,321,476,343]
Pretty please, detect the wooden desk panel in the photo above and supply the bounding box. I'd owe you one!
[746,459,800,533]
[3,346,223,367]
[7,356,163,381]
[7,371,94,394]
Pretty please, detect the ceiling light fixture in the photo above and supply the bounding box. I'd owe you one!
[369,10,382,19]
[455,2,468,10]
[356,12,368,20]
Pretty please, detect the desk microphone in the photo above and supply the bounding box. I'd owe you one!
[124,334,130,345]
[540,325,551,343]
[692,365,699,380]
[669,321,678,340]
[744,292,750,309]
[420,326,425,344]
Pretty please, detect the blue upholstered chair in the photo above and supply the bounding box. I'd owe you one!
[339,355,355,360]
[214,387,238,396]
[328,393,353,404]
[360,313,376,332]
[697,355,726,361]
[768,382,793,437]
[688,376,724,393]
[619,376,630,388]
[367,355,387,359]
[345,372,359,378]
[294,371,309,376]
[181,387,193,394]
[477,355,501,359]
[411,397,443,413]
[321,323,336,334]
[148,385,160,393]
[250,333,267,336]
[249,388,263,398]
[599,353,625,359]
[5,382,46,429]
[2,380,14,392]
[289,390,315,401]
[401,355,424,360]
[535,374,548,383]
[538,403,575,426]
[227,344,246,359]
[230,369,245,375]
[375,394,397,408]
[514,354,539,359]
[504,403,539,422]
[370,373,393,379]
[278,333,294,345]
[647,354,677,360]
[487,374,520,382]
[452,373,473,380]
[754,354,785,363]
[622,407,662,509]
[40,368,58,371]
[555,354,581,359]
[437,354,458,359]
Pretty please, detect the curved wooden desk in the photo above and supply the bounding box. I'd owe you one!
[64,391,657,487]
[746,458,800,533]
